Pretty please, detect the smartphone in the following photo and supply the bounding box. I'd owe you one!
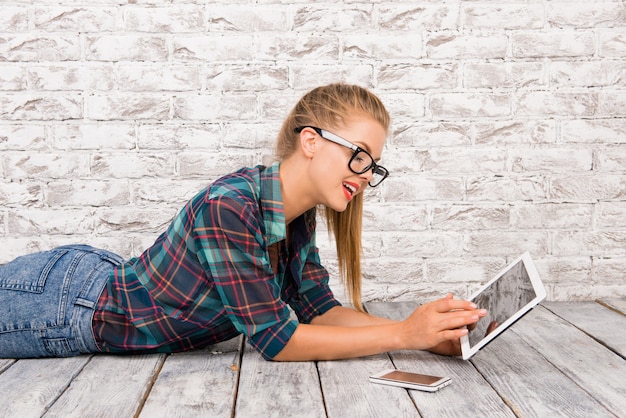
[369,369,451,392]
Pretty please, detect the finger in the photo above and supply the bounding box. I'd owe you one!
[436,297,479,313]
[439,311,481,330]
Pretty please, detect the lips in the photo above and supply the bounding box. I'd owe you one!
[342,181,359,200]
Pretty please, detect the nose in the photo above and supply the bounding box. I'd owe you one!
[359,168,374,185]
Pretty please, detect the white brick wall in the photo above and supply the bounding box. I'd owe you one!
[1,1,625,303]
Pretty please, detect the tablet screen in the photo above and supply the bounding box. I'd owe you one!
[468,258,536,348]
[461,252,545,359]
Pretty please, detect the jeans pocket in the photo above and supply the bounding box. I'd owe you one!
[0,249,69,293]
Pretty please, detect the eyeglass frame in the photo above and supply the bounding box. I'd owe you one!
[293,126,389,187]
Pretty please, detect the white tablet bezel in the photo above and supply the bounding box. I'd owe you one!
[460,252,546,360]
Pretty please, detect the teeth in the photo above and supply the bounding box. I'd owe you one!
[343,182,356,194]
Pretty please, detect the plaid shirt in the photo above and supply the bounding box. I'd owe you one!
[93,163,340,360]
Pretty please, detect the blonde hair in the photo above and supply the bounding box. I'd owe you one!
[275,83,390,311]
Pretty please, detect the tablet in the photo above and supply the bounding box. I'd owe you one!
[460,252,546,360]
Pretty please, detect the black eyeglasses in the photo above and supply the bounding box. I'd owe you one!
[294,126,389,187]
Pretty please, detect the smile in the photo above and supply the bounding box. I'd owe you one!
[342,181,359,200]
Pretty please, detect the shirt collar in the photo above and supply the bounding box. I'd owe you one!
[260,162,287,245]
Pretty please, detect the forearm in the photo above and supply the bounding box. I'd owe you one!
[272,322,404,361]
[310,305,397,327]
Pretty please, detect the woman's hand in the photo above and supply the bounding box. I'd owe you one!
[398,293,487,355]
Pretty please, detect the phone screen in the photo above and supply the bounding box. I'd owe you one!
[379,370,443,386]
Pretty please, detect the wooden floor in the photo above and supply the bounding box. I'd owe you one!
[1,299,625,418]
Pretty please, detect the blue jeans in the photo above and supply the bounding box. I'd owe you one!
[0,245,122,358]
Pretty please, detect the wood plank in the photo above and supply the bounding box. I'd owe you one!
[511,305,626,416]
[43,354,166,417]
[366,302,515,418]
[138,336,243,418]
[235,341,326,418]
[318,355,419,417]
[0,356,90,418]
[471,313,612,417]
[598,298,626,316]
[544,301,626,358]
[0,358,15,373]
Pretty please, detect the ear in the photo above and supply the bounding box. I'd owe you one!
[298,128,317,159]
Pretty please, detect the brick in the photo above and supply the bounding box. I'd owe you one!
[94,207,179,234]
[293,4,374,32]
[221,123,270,150]
[534,257,591,284]
[0,64,27,91]
[205,65,289,92]
[28,63,116,91]
[52,123,136,150]
[172,35,254,61]
[430,92,510,118]
[511,203,593,229]
[553,231,626,256]
[550,61,626,88]
[547,2,626,28]
[0,181,43,207]
[4,152,90,179]
[381,231,464,258]
[86,93,170,120]
[344,34,424,60]
[124,4,205,32]
[118,64,201,92]
[91,153,175,178]
[137,123,221,150]
[0,6,28,32]
[0,93,82,121]
[514,91,597,117]
[464,62,544,89]
[8,208,94,235]
[550,175,626,201]
[33,6,118,31]
[431,205,510,230]
[290,65,373,90]
[597,90,626,117]
[173,93,257,121]
[511,31,595,58]
[391,121,470,147]
[464,231,549,256]
[383,175,464,202]
[377,92,426,121]
[593,258,626,285]
[0,35,81,61]
[462,4,544,30]
[209,4,291,31]
[426,33,508,59]
[363,204,428,232]
[0,124,47,150]
[466,175,548,202]
[132,179,212,206]
[509,147,593,173]
[378,4,458,31]
[474,120,557,145]
[378,63,458,90]
[86,35,168,61]
[596,202,626,228]
[255,34,339,60]
[596,145,626,172]
[427,257,507,284]
[177,151,256,177]
[46,180,130,207]
[561,119,626,144]
[599,29,626,57]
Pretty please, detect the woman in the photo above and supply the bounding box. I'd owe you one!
[0,83,485,360]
